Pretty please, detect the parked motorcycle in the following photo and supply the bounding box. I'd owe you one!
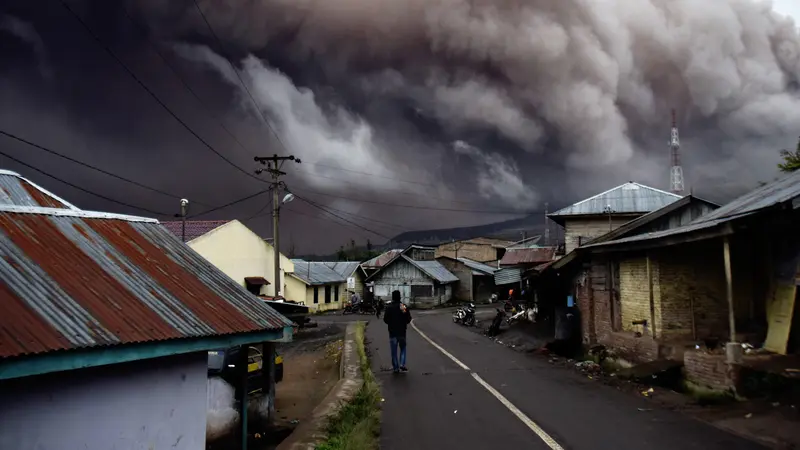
[462,302,476,327]
[452,307,466,324]
[343,300,376,315]
[487,309,506,337]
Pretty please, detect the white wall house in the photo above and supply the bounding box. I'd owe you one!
[161,219,296,299]
[0,170,293,450]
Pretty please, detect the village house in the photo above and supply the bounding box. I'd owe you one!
[288,261,362,312]
[548,181,684,253]
[0,169,293,450]
[494,247,558,296]
[557,175,800,392]
[360,248,403,279]
[436,256,498,303]
[161,219,295,299]
[367,244,459,307]
[435,237,513,263]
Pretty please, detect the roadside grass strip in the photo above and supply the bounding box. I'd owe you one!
[317,322,381,450]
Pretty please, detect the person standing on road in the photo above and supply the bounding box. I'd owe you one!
[383,290,411,373]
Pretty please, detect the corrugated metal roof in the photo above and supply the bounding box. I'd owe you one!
[0,206,293,359]
[290,260,348,285]
[361,249,403,268]
[549,182,681,218]
[160,220,233,242]
[494,267,521,285]
[690,170,800,222]
[401,255,459,283]
[582,195,719,246]
[500,247,556,265]
[581,216,743,249]
[0,170,77,210]
[325,261,360,278]
[583,170,800,249]
[457,257,497,275]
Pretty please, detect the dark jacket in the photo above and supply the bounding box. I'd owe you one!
[383,302,412,337]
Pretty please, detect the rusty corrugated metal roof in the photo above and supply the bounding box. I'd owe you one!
[361,249,403,268]
[0,170,77,210]
[0,207,292,359]
[500,247,556,266]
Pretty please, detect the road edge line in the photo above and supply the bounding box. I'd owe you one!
[411,320,564,450]
[411,320,471,371]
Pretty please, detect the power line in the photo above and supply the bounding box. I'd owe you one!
[0,149,171,216]
[58,0,265,184]
[291,168,483,207]
[293,194,391,239]
[189,188,272,218]
[191,0,289,154]
[0,129,211,207]
[251,199,410,232]
[291,186,531,215]
[119,4,258,165]
[244,196,274,221]
[282,205,380,238]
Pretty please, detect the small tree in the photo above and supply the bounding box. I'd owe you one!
[336,245,347,261]
[778,137,800,173]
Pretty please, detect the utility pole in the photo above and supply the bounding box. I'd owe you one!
[255,154,301,297]
[543,202,550,246]
[603,204,615,232]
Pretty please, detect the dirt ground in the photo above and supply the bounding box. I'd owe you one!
[465,310,800,449]
[207,323,346,450]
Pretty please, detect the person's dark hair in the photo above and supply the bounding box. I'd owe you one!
[391,290,401,303]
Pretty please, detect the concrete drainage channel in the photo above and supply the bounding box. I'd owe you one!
[277,322,364,450]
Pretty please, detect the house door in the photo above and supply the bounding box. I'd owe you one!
[325,285,332,303]
[400,285,411,305]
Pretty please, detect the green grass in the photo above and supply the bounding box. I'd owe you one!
[317,322,381,450]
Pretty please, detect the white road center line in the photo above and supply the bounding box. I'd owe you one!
[411,320,564,450]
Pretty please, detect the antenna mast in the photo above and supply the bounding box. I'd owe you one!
[669,109,685,195]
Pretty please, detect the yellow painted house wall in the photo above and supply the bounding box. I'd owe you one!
[284,274,307,306]
[288,276,349,312]
[186,220,295,298]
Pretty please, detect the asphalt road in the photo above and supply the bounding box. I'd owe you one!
[321,309,766,450]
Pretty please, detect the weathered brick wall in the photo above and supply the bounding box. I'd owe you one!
[619,257,655,334]
[657,243,728,340]
[437,258,472,301]
[684,351,732,390]
[564,217,635,253]
[598,332,660,363]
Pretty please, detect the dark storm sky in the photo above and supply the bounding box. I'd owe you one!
[1,0,799,253]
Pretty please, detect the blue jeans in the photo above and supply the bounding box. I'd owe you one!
[390,336,407,370]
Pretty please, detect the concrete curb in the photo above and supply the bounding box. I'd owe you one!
[276,322,364,450]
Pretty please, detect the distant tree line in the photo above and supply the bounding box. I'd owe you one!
[336,239,381,262]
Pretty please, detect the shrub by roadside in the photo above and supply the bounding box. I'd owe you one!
[317,322,380,450]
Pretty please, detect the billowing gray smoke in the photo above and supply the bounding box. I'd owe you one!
[134,0,800,204]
